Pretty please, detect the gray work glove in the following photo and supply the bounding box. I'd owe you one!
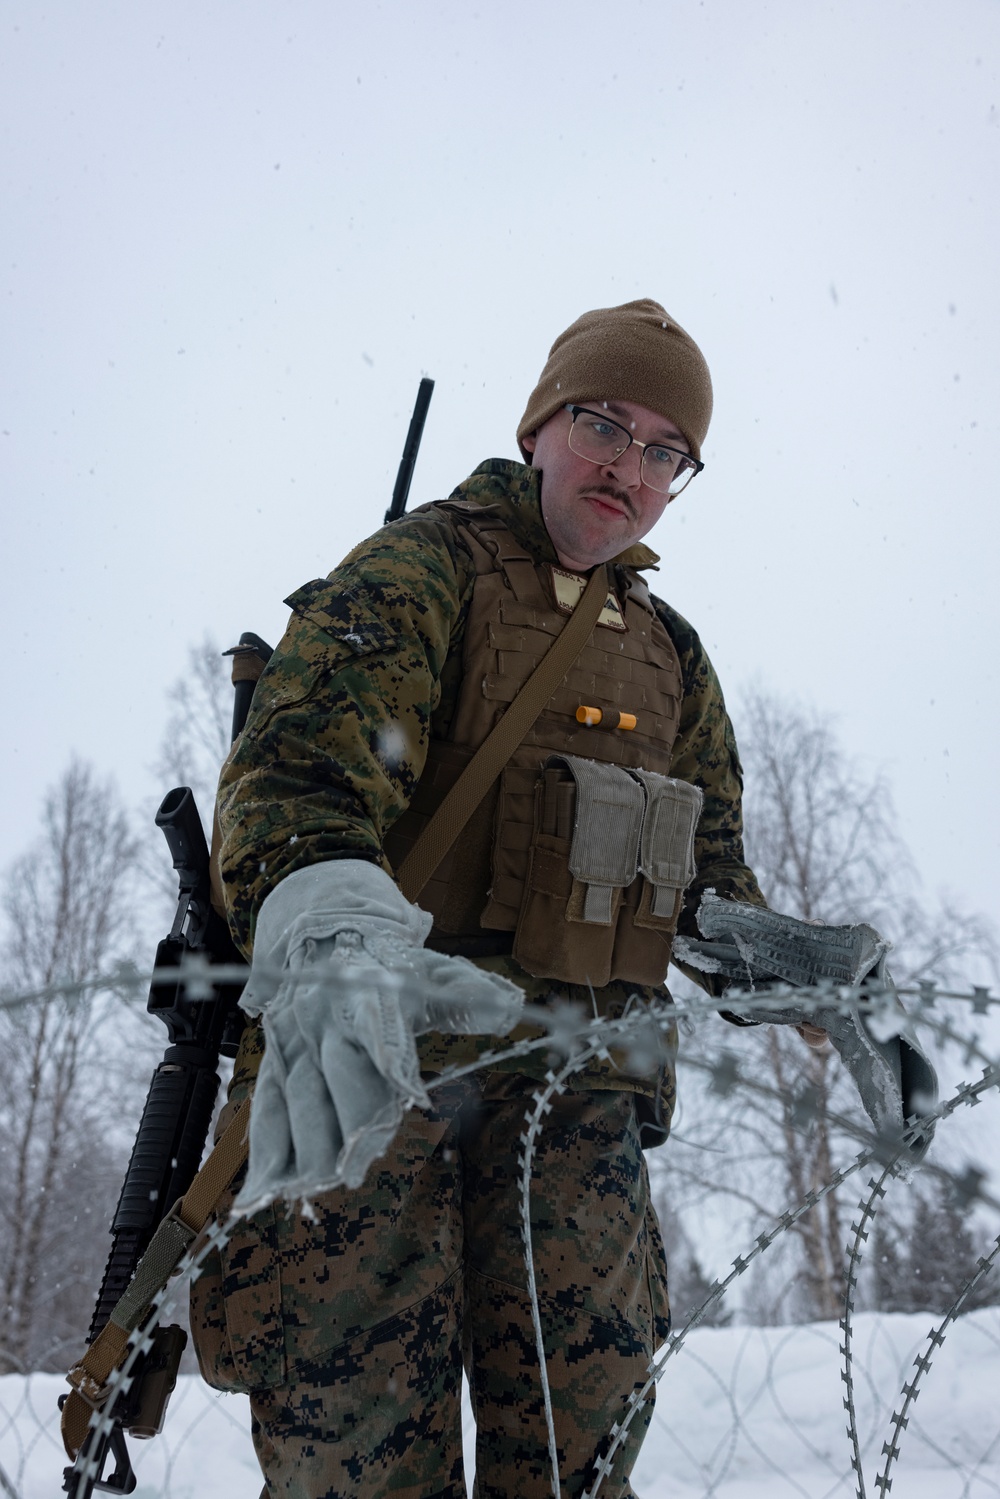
[233,860,524,1213]
[674,893,937,1155]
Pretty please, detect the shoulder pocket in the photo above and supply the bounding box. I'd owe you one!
[244,583,402,740]
[285,579,402,657]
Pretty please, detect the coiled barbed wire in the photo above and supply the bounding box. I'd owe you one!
[838,1059,1000,1499]
[31,970,1000,1498]
[501,990,1000,1498]
[874,1233,1000,1496]
[841,1165,895,1499]
[582,1067,999,1497]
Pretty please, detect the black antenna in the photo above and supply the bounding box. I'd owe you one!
[384,377,434,525]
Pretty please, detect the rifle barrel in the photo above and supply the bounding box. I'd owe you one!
[384,376,434,525]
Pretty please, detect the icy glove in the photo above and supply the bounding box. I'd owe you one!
[674,893,937,1155]
[233,860,524,1213]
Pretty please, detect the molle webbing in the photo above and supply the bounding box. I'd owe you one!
[442,503,683,766]
[395,562,610,904]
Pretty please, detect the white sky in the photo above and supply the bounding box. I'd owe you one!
[2,0,999,939]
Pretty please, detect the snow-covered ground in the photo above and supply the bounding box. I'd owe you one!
[5,1310,999,1498]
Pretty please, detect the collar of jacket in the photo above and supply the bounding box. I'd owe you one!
[449,458,661,573]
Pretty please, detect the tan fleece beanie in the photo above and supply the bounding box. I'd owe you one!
[516,298,713,462]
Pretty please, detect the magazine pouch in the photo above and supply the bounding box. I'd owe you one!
[609,767,702,983]
[513,756,701,987]
[631,769,703,933]
[513,756,642,985]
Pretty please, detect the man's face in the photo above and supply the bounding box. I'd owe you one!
[522,399,687,572]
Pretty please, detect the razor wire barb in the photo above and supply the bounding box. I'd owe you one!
[3,958,998,1025]
[0,960,252,1015]
[28,968,1000,1497]
[841,1164,895,1499]
[873,1235,1000,1496]
[838,1065,1000,1499]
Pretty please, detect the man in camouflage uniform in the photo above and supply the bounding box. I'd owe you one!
[192,300,770,1498]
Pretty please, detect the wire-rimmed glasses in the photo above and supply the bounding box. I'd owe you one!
[565,405,704,497]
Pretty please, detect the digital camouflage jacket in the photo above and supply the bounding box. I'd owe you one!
[217,459,766,1125]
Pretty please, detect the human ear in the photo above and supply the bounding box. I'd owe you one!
[522,431,537,454]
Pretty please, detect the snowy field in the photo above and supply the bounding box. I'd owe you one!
[5,1310,999,1498]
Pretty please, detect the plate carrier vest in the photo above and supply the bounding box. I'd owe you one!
[383,500,700,988]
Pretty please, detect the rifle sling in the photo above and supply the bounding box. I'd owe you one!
[61,1100,251,1461]
[396,561,610,903]
[63,562,609,1461]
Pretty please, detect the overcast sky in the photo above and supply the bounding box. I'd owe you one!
[2,0,998,949]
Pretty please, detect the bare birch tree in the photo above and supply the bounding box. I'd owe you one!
[0,649,237,1373]
[651,689,998,1324]
[0,761,153,1371]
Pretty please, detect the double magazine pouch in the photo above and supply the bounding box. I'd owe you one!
[511,755,703,987]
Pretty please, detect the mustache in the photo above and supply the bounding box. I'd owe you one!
[579,483,635,519]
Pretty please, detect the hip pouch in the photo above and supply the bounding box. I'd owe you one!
[511,755,703,987]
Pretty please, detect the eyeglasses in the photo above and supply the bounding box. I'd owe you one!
[565,405,704,497]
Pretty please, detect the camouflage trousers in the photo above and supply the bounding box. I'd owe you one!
[190,1073,671,1498]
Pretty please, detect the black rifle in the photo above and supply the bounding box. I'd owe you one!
[63,376,433,1495]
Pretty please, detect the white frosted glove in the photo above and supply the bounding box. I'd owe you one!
[233,860,524,1213]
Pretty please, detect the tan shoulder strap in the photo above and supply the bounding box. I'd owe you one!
[396,563,610,903]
